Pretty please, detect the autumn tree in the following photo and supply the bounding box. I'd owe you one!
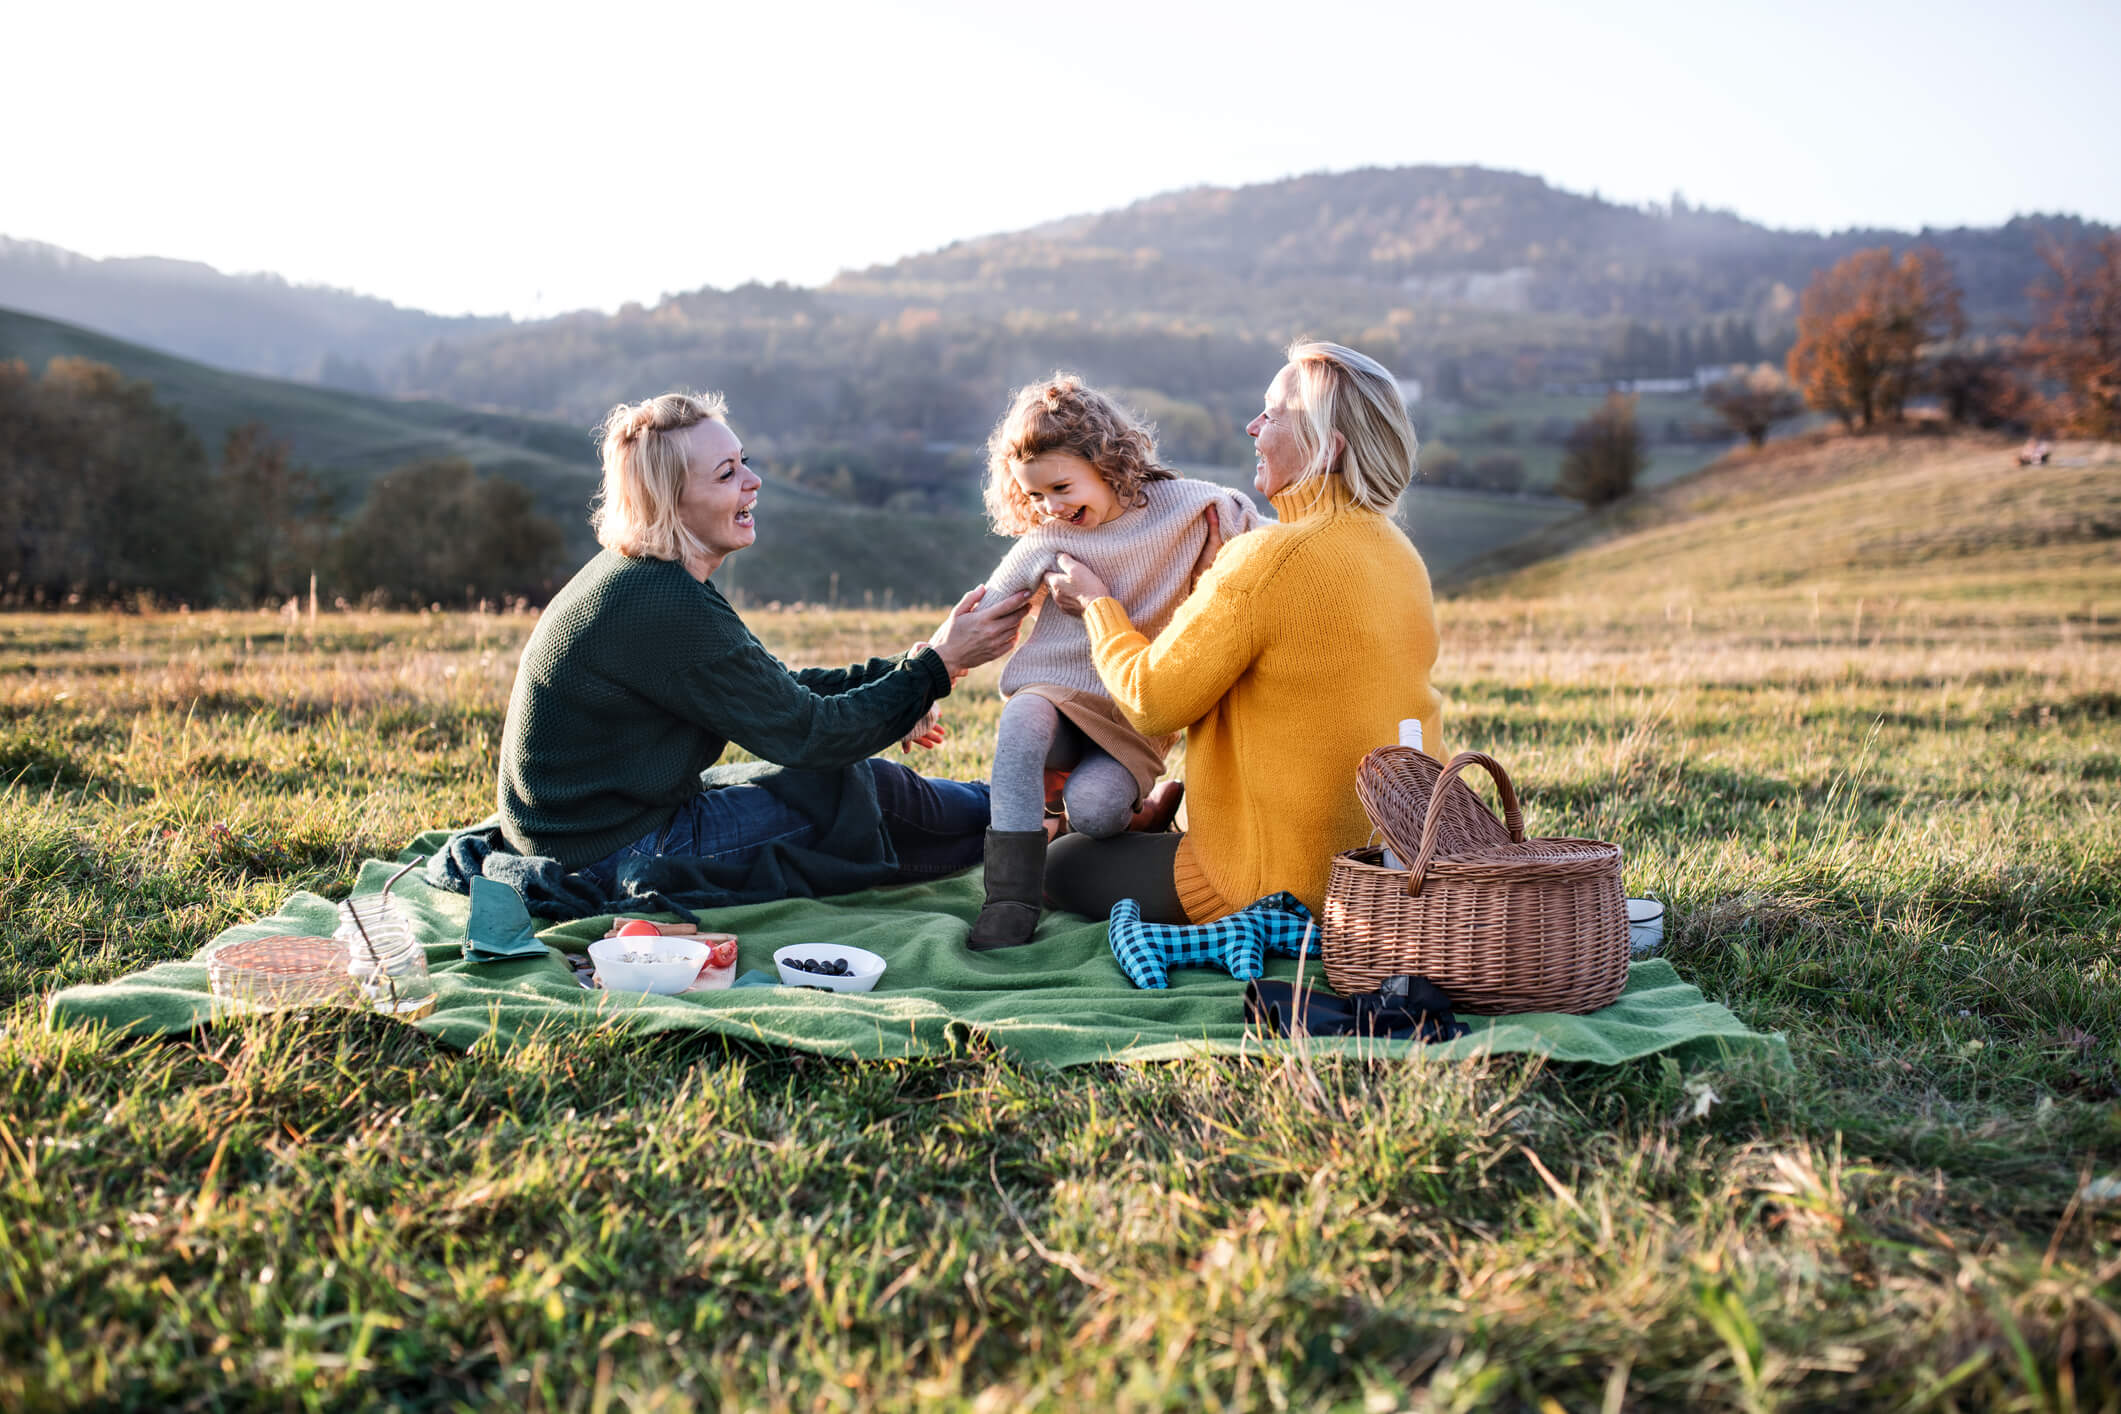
[1704,364,1803,447]
[2025,234,2121,438]
[1557,393,1645,508]
[1925,348,2031,430]
[1787,247,1965,430]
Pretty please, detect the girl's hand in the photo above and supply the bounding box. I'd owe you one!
[1189,503,1227,590]
[900,704,947,752]
[1042,554,1110,616]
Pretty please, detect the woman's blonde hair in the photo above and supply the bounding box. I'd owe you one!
[983,374,1175,536]
[590,391,729,564]
[1278,341,1419,513]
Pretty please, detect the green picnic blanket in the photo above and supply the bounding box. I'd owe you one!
[45,836,1787,1069]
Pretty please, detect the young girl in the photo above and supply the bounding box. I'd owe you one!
[961,374,1260,951]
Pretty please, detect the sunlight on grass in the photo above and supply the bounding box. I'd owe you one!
[2,431,2117,1406]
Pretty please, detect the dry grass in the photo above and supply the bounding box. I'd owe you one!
[2,432,2118,1410]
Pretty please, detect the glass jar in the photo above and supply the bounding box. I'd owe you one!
[336,894,437,1018]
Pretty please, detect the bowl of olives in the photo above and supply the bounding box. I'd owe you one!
[772,943,886,994]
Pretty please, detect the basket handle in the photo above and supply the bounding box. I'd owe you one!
[1404,750,1525,898]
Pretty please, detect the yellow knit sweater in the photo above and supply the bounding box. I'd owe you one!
[1083,475,1442,921]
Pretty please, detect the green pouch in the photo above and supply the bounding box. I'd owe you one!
[464,876,549,962]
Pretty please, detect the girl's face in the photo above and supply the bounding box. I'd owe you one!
[675,418,761,567]
[1246,364,1312,498]
[1013,451,1127,530]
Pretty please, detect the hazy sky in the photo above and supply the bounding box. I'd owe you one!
[8,0,2116,319]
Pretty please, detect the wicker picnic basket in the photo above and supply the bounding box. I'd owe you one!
[1320,748,1629,1015]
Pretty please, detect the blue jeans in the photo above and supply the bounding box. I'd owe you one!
[579,759,990,889]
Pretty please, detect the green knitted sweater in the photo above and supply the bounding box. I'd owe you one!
[498,550,952,869]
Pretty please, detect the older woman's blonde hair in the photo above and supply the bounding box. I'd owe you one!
[1278,341,1419,513]
[590,391,729,564]
[983,373,1175,537]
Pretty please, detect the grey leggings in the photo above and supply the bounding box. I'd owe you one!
[990,693,1139,837]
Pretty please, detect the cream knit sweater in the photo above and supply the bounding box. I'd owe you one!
[986,477,1261,698]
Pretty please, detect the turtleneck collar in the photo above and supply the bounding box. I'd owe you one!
[1269,473,1358,524]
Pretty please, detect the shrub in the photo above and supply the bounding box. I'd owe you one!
[1471,453,1525,494]
[1557,393,1645,507]
[332,458,565,606]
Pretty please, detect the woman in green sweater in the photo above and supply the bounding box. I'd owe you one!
[497,391,1028,894]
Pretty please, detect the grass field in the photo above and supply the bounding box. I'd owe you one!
[2,433,2117,1409]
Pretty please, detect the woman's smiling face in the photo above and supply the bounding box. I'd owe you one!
[1246,364,1312,498]
[675,418,760,569]
[1013,452,1126,530]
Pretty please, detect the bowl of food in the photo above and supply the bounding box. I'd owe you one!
[772,943,887,994]
[589,935,710,995]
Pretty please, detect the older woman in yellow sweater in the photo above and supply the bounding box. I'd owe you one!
[1039,341,1442,923]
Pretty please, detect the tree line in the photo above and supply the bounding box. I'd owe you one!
[1547,232,2121,513]
[1776,233,2118,438]
[0,358,565,608]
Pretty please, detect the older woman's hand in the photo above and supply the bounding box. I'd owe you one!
[927,585,1031,677]
[1041,554,1111,617]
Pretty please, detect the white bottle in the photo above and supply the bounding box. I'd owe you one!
[1381,718,1424,870]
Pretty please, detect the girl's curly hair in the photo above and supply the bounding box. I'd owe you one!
[982,374,1175,536]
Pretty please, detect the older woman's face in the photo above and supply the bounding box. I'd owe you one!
[1246,365,1309,498]
[676,418,760,562]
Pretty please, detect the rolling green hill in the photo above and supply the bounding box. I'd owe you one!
[0,304,600,535]
[1447,430,2121,603]
[0,304,1023,600]
[5,303,1625,602]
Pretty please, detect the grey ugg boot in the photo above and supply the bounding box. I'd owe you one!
[967,828,1048,951]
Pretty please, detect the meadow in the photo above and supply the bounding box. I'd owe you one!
[0,433,2116,1410]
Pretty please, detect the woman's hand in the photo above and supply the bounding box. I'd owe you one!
[908,640,967,686]
[1041,554,1110,617]
[927,585,1032,677]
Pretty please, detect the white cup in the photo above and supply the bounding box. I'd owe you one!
[1627,898,1665,956]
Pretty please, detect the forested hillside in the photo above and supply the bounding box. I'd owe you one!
[371,166,2094,512]
[842,166,2085,327]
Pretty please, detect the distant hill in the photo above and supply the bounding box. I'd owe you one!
[0,304,600,541]
[831,165,2099,330]
[0,303,1015,602]
[1447,430,2121,601]
[0,236,509,386]
[368,166,2102,481]
[0,304,1623,604]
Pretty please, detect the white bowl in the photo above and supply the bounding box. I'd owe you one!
[773,943,886,993]
[589,936,709,995]
[1626,897,1665,956]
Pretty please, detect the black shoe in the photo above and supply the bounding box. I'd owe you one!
[967,828,1047,951]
